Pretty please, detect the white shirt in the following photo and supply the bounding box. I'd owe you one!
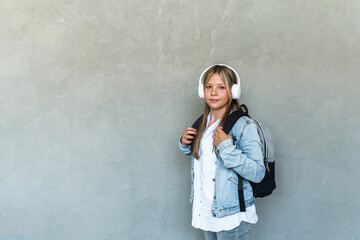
[192,113,258,232]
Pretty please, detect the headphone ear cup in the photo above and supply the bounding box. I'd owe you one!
[231,84,241,99]
[198,84,204,98]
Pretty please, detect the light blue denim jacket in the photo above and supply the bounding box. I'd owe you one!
[179,116,265,218]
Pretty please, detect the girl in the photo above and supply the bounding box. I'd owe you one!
[179,64,265,240]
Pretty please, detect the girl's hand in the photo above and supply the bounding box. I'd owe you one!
[213,126,232,147]
[181,127,197,145]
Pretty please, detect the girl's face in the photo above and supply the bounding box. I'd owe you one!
[204,73,230,113]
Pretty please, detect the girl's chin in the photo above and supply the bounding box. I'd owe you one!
[209,105,227,112]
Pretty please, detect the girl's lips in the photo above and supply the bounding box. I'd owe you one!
[210,99,219,103]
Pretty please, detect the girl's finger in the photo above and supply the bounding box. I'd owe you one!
[186,127,197,132]
[184,129,195,134]
[186,131,197,136]
[214,127,221,133]
[186,135,194,140]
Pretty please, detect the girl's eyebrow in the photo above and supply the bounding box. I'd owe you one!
[206,82,225,85]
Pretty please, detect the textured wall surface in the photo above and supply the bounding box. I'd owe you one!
[1,0,360,239]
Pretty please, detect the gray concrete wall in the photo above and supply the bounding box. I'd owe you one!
[1,0,359,239]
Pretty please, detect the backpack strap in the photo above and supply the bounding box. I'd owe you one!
[191,115,203,130]
[222,109,248,134]
[238,178,246,212]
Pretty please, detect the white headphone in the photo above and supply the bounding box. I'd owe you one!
[198,64,241,99]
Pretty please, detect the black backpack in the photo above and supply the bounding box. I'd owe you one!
[191,105,276,212]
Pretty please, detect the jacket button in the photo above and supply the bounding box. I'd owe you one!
[212,213,216,217]
[213,195,216,199]
[212,178,215,182]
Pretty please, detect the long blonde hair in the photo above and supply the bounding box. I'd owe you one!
[191,65,242,159]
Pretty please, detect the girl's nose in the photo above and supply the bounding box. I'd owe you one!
[211,88,217,95]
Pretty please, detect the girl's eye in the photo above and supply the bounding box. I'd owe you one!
[219,86,225,90]
[205,86,211,89]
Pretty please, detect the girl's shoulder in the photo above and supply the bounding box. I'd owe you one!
[229,116,258,139]
[231,115,253,128]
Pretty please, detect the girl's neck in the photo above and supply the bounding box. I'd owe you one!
[208,108,226,126]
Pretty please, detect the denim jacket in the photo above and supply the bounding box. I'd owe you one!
[179,116,265,218]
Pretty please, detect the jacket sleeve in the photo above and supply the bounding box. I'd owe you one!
[179,138,191,156]
[216,120,265,183]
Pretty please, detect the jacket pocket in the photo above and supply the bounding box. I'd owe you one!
[228,176,247,190]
